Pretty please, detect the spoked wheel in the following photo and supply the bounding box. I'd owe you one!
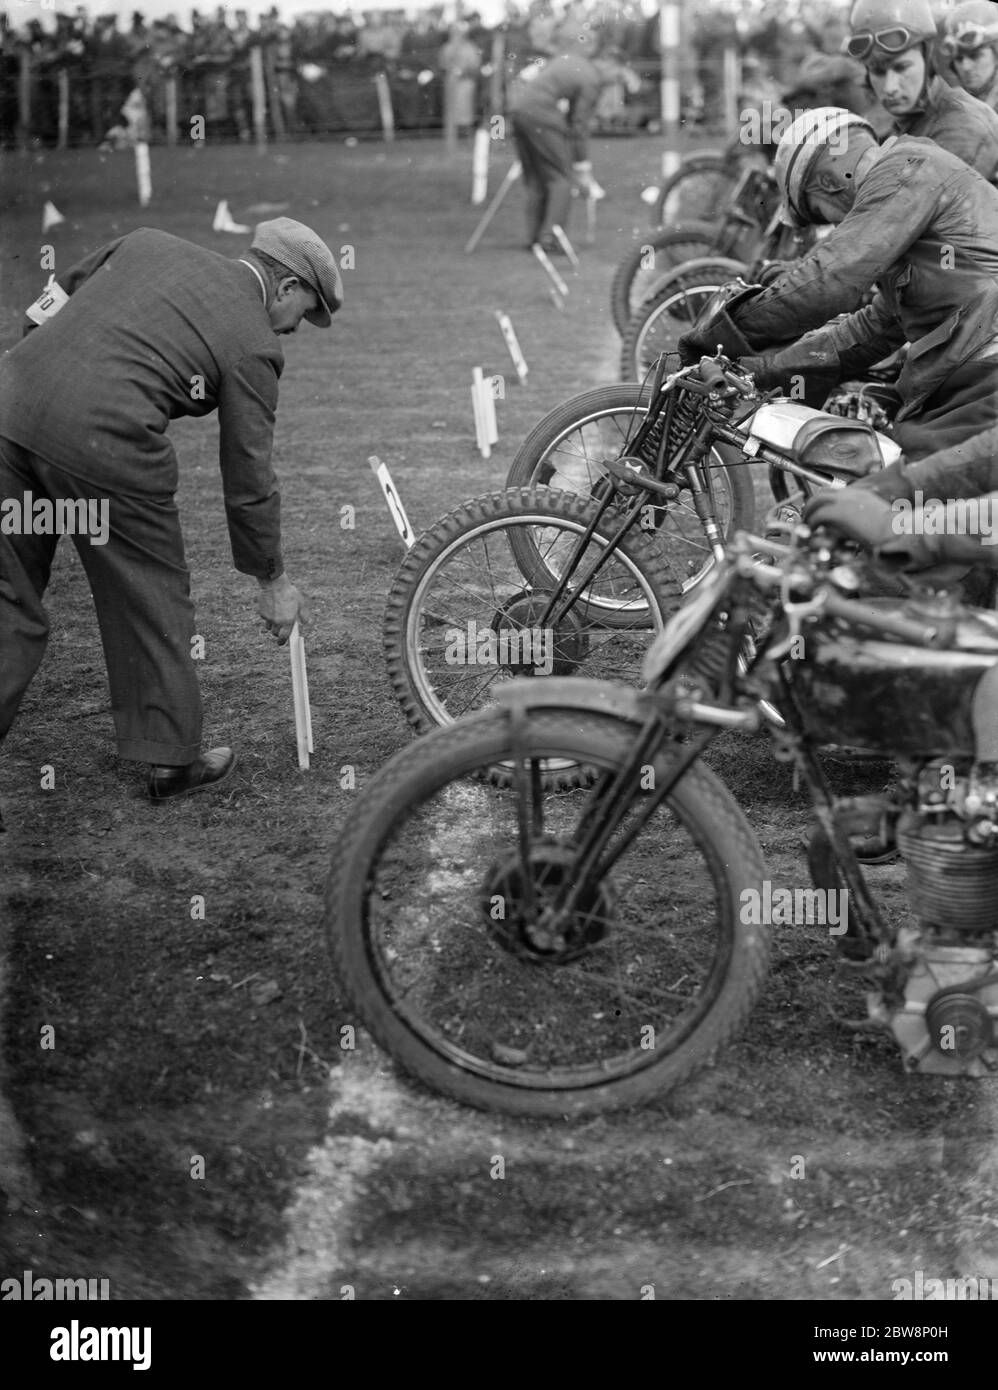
[619,264,747,382]
[505,385,756,594]
[652,148,773,227]
[325,708,770,1116]
[610,222,737,336]
[653,153,738,226]
[384,486,683,771]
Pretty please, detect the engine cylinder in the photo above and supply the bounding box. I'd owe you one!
[897,813,998,933]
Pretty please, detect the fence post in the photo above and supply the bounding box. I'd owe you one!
[262,42,286,138]
[18,48,31,151]
[489,30,504,119]
[250,45,267,150]
[56,67,69,149]
[722,40,739,138]
[165,73,177,145]
[658,0,682,183]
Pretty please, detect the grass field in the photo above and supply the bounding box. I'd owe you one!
[2,133,998,1304]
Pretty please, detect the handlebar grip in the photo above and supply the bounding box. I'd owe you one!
[698,357,728,392]
[823,592,948,648]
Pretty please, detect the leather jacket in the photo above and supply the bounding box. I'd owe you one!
[732,137,998,422]
[891,73,998,179]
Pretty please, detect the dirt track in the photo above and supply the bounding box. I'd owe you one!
[2,136,998,1304]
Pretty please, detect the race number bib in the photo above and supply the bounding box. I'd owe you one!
[25,279,69,327]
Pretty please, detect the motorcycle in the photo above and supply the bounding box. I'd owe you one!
[383,354,901,763]
[327,517,998,1116]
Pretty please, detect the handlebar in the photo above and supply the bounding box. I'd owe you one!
[821,592,949,649]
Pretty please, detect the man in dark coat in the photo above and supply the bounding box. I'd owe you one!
[0,218,342,807]
[506,27,616,250]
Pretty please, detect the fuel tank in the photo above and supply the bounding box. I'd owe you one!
[747,400,903,469]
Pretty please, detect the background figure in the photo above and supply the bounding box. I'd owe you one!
[440,21,481,135]
[942,0,998,110]
[507,28,613,251]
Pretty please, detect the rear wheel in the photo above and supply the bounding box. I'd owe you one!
[325,708,770,1116]
[505,384,756,594]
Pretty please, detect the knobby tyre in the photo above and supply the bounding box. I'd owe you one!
[325,707,770,1116]
[652,151,736,227]
[383,486,683,775]
[609,221,731,335]
[618,263,747,382]
[504,385,756,594]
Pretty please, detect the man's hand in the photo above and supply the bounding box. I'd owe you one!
[802,487,898,548]
[256,573,308,644]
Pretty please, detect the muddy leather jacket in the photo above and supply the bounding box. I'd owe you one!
[890,73,998,178]
[730,137,998,423]
[859,421,998,504]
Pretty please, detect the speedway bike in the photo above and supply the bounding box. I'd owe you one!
[328,521,998,1116]
[384,354,901,769]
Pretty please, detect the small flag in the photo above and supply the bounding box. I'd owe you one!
[41,201,65,233]
[212,200,250,233]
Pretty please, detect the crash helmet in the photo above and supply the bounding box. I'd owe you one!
[941,0,998,56]
[844,0,938,60]
[774,106,878,226]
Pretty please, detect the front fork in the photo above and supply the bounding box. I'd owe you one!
[502,687,722,940]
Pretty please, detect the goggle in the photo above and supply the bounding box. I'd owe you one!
[843,26,921,60]
[941,23,998,57]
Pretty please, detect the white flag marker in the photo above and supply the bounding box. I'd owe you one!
[368,455,416,548]
[494,310,528,381]
[290,620,313,771]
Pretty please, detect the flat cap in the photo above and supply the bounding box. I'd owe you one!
[250,217,343,326]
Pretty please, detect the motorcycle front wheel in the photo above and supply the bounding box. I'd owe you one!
[384,486,682,762]
[619,265,747,382]
[505,385,756,594]
[325,708,770,1116]
[609,222,734,335]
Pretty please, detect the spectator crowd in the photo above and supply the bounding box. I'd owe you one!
[0,0,898,148]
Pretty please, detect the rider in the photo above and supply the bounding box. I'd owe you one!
[940,0,998,112]
[843,0,998,177]
[676,107,998,461]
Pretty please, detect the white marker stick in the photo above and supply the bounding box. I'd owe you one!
[374,71,395,142]
[135,141,152,207]
[585,193,597,245]
[464,160,521,253]
[290,620,313,770]
[368,454,416,548]
[550,224,580,270]
[471,367,493,458]
[471,125,490,205]
[531,243,569,297]
[494,310,528,381]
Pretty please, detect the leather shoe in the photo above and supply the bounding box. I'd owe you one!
[148,748,237,802]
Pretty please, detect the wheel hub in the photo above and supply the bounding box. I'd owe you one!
[481,839,613,963]
[491,592,589,676]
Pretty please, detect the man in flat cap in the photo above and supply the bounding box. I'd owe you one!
[0,217,342,809]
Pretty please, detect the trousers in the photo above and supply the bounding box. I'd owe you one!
[0,437,202,764]
[510,112,573,245]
